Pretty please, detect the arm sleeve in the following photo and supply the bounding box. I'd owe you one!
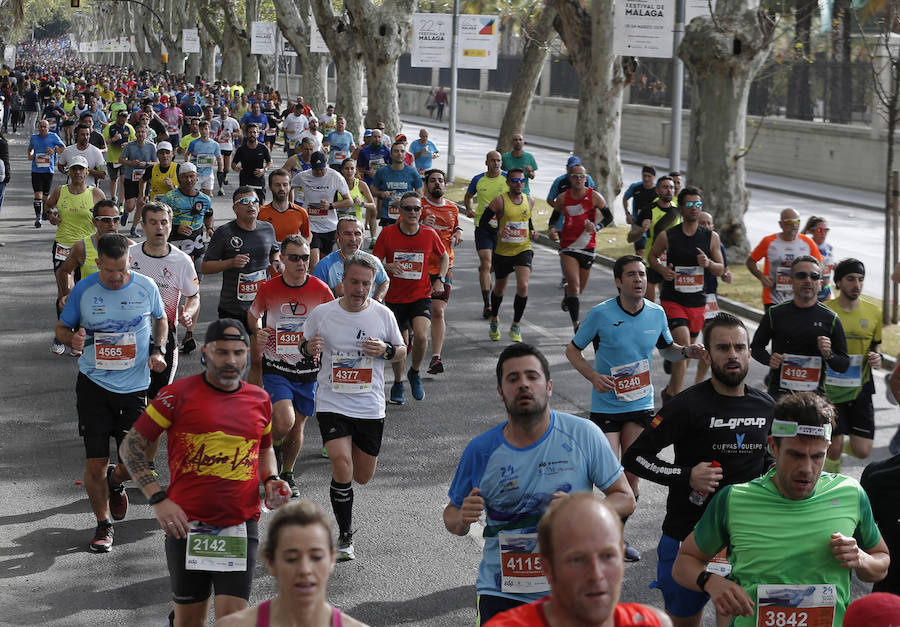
[466,175,478,196]
[751,309,774,365]
[478,207,497,231]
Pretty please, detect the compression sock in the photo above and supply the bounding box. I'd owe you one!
[490,292,503,318]
[482,290,490,308]
[33,198,43,218]
[330,479,354,536]
[216,171,225,188]
[565,295,580,325]
[513,295,528,323]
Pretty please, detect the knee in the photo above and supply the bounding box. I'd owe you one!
[432,307,445,322]
[353,469,375,485]
[273,413,295,438]
[330,455,353,480]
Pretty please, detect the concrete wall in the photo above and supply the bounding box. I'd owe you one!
[397,83,888,193]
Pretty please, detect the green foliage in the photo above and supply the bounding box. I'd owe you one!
[3,0,71,41]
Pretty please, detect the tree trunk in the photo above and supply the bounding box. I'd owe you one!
[272,0,329,113]
[199,21,217,81]
[554,0,631,204]
[345,0,416,138]
[679,2,775,257]
[787,0,814,120]
[258,55,275,90]
[827,0,851,123]
[200,1,241,83]
[310,0,364,137]
[497,1,558,152]
[217,0,256,87]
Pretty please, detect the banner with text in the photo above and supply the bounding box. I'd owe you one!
[457,14,498,69]
[410,13,498,69]
[613,0,675,59]
[183,29,200,53]
[251,21,277,55]
[411,13,452,67]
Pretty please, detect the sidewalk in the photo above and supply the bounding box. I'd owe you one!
[400,113,886,212]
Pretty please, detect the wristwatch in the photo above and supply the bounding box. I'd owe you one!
[150,344,163,355]
[696,570,712,592]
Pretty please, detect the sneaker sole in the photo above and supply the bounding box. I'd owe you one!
[89,543,112,553]
[337,551,355,562]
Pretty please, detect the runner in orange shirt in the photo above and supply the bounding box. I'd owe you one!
[258,169,310,242]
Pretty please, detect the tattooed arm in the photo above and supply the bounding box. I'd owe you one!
[121,427,190,538]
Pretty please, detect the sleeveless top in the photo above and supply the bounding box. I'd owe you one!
[255,600,344,626]
[559,187,596,253]
[494,192,532,257]
[348,177,365,221]
[660,224,713,308]
[82,234,101,277]
[55,185,96,247]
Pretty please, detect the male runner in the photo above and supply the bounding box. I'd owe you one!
[187,119,223,196]
[627,175,678,302]
[293,151,352,269]
[231,124,271,203]
[56,233,168,552]
[500,132,538,195]
[444,343,635,624]
[28,117,65,228]
[144,141,179,202]
[313,215,389,301]
[302,254,406,561]
[257,169,310,242]
[161,162,213,279]
[465,151,508,318]
[118,125,157,235]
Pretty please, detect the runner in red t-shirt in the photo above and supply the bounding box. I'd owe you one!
[373,192,448,404]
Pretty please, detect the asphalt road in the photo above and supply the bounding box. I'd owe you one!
[0,131,897,626]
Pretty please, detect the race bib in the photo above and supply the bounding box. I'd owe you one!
[674,266,704,293]
[331,353,373,393]
[393,251,424,280]
[780,354,822,391]
[757,583,836,627]
[388,201,401,219]
[185,522,247,572]
[775,266,793,294]
[610,359,651,402]
[237,269,267,301]
[131,168,145,182]
[370,157,385,170]
[196,154,213,168]
[706,548,732,577]
[174,233,205,255]
[307,203,329,217]
[275,320,304,355]
[94,331,137,370]
[54,242,72,262]
[36,154,51,168]
[167,124,178,133]
[498,532,549,594]
[704,292,720,320]
[265,128,276,137]
[502,221,528,244]
[825,353,862,388]
[334,152,347,161]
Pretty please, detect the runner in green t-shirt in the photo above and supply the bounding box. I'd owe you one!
[672,392,888,627]
[500,133,538,195]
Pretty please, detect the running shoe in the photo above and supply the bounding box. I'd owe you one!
[509,324,523,343]
[408,368,425,401]
[181,333,196,354]
[89,522,113,553]
[280,471,300,498]
[337,532,355,562]
[389,382,406,405]
[51,338,66,355]
[107,464,128,521]
[482,305,492,319]
[561,297,568,312]
[321,446,330,458]
[128,228,138,238]
[624,541,641,562]
[489,320,500,341]
[34,218,42,228]
[120,211,128,226]
[427,355,444,374]
[217,189,224,197]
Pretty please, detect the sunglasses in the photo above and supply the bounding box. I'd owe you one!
[285,253,310,262]
[793,271,822,280]
[95,216,119,223]
[782,219,801,225]
[235,197,259,206]
[401,205,421,212]
[509,177,526,184]
[570,174,586,179]
[684,201,703,209]
[814,227,829,234]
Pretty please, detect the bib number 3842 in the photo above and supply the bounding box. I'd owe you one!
[756,583,836,627]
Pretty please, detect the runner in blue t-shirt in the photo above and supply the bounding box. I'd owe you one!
[28,118,66,228]
[371,142,423,224]
[55,233,168,554]
[444,343,635,624]
[187,120,223,195]
[409,128,439,174]
[323,117,356,167]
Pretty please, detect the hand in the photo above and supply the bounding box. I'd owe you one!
[829,532,863,568]
[591,373,616,394]
[422,214,436,227]
[57,294,69,309]
[264,479,292,510]
[165,178,175,189]
[253,168,264,178]
[148,352,167,372]
[867,351,882,369]
[548,227,559,242]
[152,498,190,538]
[304,333,324,356]
[760,275,774,289]
[769,352,785,369]
[641,218,651,231]
[466,208,475,219]
[706,575,755,617]
[231,254,250,269]
[45,147,54,154]
[625,212,633,225]
[177,305,193,329]
[177,224,193,237]
[362,336,386,357]
[722,270,733,284]
[333,281,345,296]
[385,261,403,277]
[71,327,87,351]
[451,231,463,247]
[817,335,832,360]
[48,211,61,225]
[696,247,710,268]
[689,462,724,493]
[529,230,539,241]
[270,260,284,275]
[459,487,484,526]
[583,220,595,235]
[685,343,706,359]
[660,263,676,281]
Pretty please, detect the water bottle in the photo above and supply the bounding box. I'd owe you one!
[689,461,721,506]
[262,485,291,512]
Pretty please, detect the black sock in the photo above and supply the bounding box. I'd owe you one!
[33,198,43,218]
[97,518,112,527]
[330,479,353,536]
[217,171,225,187]
[481,290,490,308]
[513,294,528,323]
[565,295,580,324]
[490,292,503,318]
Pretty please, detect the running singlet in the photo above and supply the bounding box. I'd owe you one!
[145,163,179,200]
[559,187,596,253]
[55,185,97,247]
[693,470,882,627]
[623,380,775,540]
[659,224,713,308]
[302,299,404,419]
[129,243,200,328]
[572,298,673,414]
[82,234,101,277]
[466,172,509,223]
[447,411,623,603]
[421,196,459,272]
[373,224,446,303]
[494,193,532,257]
[249,275,334,382]
[485,597,663,626]
[134,374,273,527]
[312,250,388,297]
[824,298,882,404]
[348,177,366,221]
[59,271,165,394]
[748,234,822,305]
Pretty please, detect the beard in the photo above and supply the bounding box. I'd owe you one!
[710,359,748,388]
[503,390,549,429]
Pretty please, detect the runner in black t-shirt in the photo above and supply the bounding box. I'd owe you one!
[231,124,271,203]
[624,313,774,627]
[861,454,900,595]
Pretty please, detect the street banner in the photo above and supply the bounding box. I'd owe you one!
[251,21,277,55]
[457,14,498,69]
[612,0,675,58]
[411,13,452,67]
[183,28,201,53]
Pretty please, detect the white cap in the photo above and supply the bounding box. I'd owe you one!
[178,162,198,175]
[156,141,174,152]
[67,156,89,170]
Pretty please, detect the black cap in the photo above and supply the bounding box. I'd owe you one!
[310,151,327,169]
[204,319,250,346]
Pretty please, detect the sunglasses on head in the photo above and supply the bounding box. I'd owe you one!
[793,271,821,280]
[235,197,259,206]
[285,253,310,262]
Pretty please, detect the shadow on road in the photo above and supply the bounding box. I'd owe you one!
[347,584,474,625]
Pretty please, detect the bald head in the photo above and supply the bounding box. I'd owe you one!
[779,208,800,240]
[486,151,502,176]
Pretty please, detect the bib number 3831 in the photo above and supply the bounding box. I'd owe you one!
[756,583,836,627]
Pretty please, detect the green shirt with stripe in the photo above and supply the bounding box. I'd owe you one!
[693,469,881,627]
